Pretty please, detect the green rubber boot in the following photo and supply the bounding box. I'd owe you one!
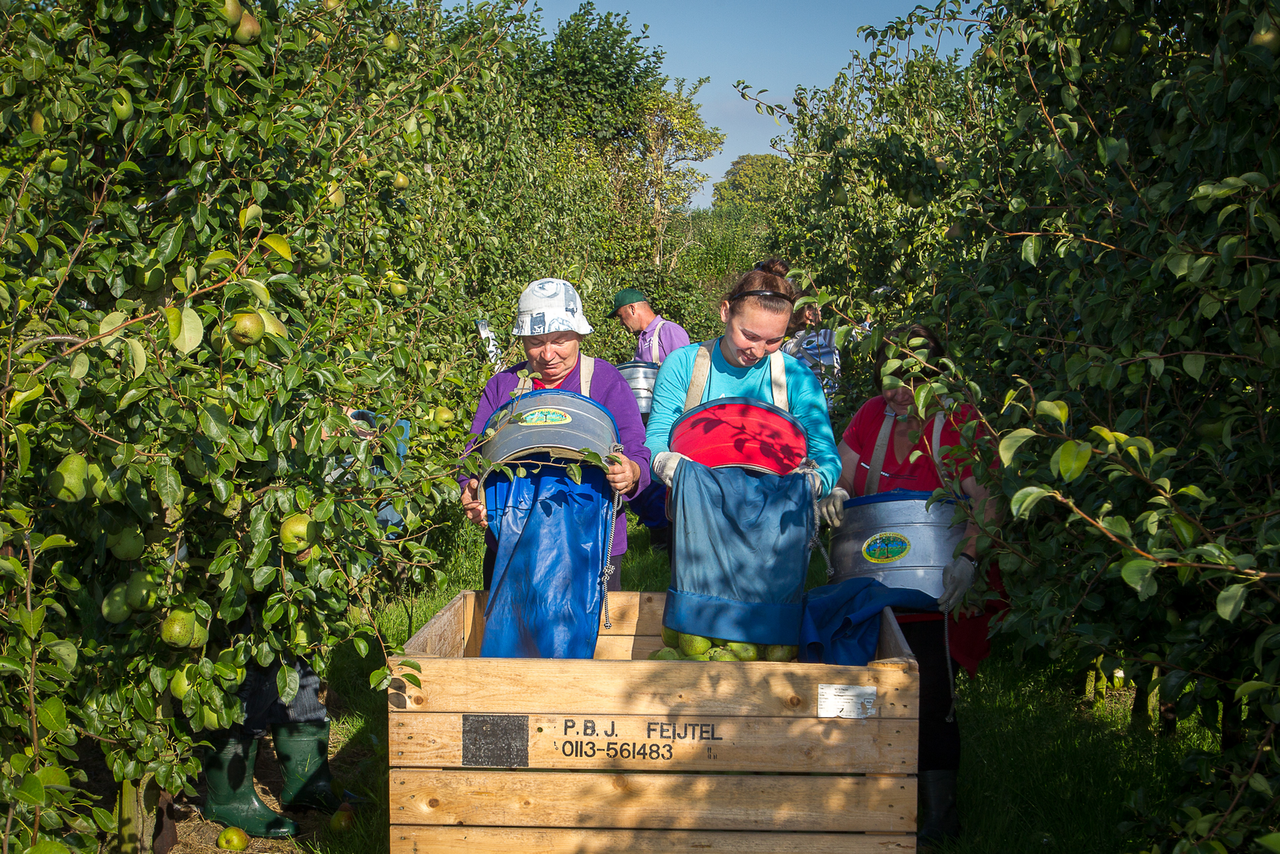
[202,729,298,838]
[272,721,340,812]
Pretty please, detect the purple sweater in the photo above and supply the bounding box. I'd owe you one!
[463,356,651,556]
[633,315,692,364]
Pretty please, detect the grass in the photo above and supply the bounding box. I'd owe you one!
[287,519,1209,854]
[942,645,1213,854]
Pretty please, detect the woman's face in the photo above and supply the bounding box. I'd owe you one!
[522,332,582,386]
[718,301,790,368]
[882,375,920,418]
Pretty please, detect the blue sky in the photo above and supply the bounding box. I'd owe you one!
[529,1,974,207]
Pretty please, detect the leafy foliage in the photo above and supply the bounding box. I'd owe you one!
[712,153,789,217]
[0,0,720,848]
[760,0,1280,847]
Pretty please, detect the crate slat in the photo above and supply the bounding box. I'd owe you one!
[389,712,917,773]
[593,633,663,660]
[388,658,916,718]
[389,769,916,832]
[390,826,916,854]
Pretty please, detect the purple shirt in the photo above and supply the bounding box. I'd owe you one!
[633,315,691,364]
[463,356,651,556]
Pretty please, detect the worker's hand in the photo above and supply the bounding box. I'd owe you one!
[605,454,641,496]
[937,554,976,612]
[460,478,487,528]
[818,487,850,528]
[652,451,688,488]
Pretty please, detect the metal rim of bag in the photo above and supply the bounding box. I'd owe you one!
[668,395,808,476]
[479,389,620,474]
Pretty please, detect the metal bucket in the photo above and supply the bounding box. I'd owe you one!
[617,360,660,421]
[479,389,619,470]
[669,396,807,476]
[829,490,967,599]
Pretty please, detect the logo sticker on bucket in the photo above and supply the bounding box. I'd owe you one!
[862,532,911,564]
[518,408,572,426]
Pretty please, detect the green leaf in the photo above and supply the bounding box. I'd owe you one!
[1057,440,1090,482]
[157,222,185,266]
[154,463,182,509]
[999,428,1036,466]
[1035,399,1068,426]
[1021,234,1042,267]
[126,337,146,380]
[26,840,69,854]
[15,232,37,254]
[15,425,31,477]
[35,764,70,788]
[70,352,89,379]
[1249,773,1274,798]
[35,534,72,551]
[1102,136,1129,164]
[19,605,45,638]
[37,696,67,732]
[276,663,300,704]
[261,234,292,261]
[1236,681,1273,701]
[174,307,203,354]
[164,306,182,342]
[1120,559,1157,599]
[1182,353,1205,381]
[92,806,116,832]
[9,383,44,418]
[244,278,270,305]
[45,639,76,671]
[1216,584,1248,621]
[1259,833,1280,854]
[1010,485,1051,518]
[16,772,45,805]
[99,310,127,345]
[200,404,230,442]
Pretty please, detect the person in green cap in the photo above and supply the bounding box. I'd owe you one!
[610,287,690,364]
[610,288,690,551]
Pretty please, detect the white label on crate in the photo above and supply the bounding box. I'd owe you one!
[817,684,878,718]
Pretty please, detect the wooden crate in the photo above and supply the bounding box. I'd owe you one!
[388,590,919,854]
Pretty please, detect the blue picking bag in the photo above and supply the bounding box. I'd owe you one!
[481,459,613,659]
[662,461,815,646]
[798,577,938,666]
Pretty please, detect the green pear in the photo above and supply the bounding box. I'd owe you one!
[234,12,260,44]
[49,453,89,502]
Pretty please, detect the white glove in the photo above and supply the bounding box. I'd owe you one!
[818,487,850,528]
[652,451,688,487]
[937,554,976,612]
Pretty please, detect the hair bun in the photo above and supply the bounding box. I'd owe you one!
[754,258,791,278]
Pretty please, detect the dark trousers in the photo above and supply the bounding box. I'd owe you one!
[237,657,326,738]
[900,619,961,772]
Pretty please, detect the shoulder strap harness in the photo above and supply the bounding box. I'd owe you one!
[682,342,789,413]
[860,404,946,496]
[514,356,594,397]
[648,318,667,363]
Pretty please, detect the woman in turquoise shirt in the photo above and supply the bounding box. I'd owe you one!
[646,260,841,492]
[645,260,842,646]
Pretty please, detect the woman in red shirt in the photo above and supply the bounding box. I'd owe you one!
[822,323,1000,847]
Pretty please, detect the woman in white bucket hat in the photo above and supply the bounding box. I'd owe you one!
[459,278,651,616]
